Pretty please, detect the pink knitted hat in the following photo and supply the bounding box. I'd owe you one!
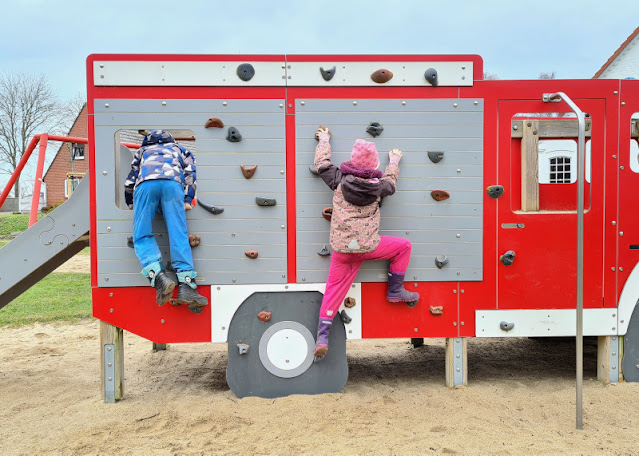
[351,139,379,170]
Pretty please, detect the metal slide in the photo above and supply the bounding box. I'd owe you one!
[0,174,90,309]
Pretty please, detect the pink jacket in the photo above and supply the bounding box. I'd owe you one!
[314,135,399,253]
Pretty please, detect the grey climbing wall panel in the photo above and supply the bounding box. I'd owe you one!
[93,99,287,287]
[295,98,484,283]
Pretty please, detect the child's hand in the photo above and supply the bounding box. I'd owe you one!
[389,149,402,164]
[184,202,192,211]
[315,125,331,141]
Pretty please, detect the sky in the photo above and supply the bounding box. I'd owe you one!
[1,0,638,194]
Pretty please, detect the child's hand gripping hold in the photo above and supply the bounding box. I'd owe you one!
[389,148,402,165]
[315,125,331,142]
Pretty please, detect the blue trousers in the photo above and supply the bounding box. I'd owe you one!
[133,180,194,273]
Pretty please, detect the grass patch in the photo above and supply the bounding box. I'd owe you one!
[0,213,44,236]
[0,273,92,327]
[0,239,8,249]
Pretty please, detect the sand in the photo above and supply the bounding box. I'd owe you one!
[2,255,639,455]
[1,321,639,456]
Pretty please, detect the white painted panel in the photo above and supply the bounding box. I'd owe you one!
[476,309,618,337]
[94,61,286,86]
[287,61,473,86]
[210,283,362,343]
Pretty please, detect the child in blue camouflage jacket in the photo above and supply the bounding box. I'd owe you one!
[124,129,208,307]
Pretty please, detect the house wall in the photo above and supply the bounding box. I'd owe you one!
[599,34,639,79]
[43,105,89,205]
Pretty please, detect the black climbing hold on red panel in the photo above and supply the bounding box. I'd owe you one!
[320,66,336,81]
[428,151,444,163]
[431,190,450,201]
[424,68,438,87]
[236,63,255,81]
[205,117,224,128]
[366,121,384,137]
[486,185,504,199]
[241,164,257,179]
[500,250,516,266]
[371,69,393,83]
[226,127,242,142]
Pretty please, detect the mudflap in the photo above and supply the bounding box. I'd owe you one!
[623,303,639,382]
[226,291,348,398]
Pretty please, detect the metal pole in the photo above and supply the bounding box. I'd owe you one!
[0,135,40,209]
[542,92,585,430]
[29,134,48,227]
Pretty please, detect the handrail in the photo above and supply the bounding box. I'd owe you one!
[0,134,89,227]
[543,92,585,430]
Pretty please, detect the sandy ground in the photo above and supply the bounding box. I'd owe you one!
[2,255,639,455]
[1,321,639,456]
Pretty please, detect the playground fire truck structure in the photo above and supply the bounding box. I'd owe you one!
[2,54,639,401]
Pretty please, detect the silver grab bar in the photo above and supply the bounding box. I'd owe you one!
[542,92,586,430]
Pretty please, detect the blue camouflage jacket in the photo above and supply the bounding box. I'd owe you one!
[124,130,197,207]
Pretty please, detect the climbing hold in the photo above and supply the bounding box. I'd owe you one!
[126,236,134,248]
[241,164,257,179]
[500,321,515,332]
[429,306,444,315]
[226,127,242,142]
[189,234,201,247]
[257,311,272,322]
[431,190,450,201]
[256,196,276,207]
[486,185,504,199]
[237,343,249,355]
[366,121,384,138]
[435,255,448,269]
[245,250,259,259]
[371,69,393,84]
[317,245,331,256]
[340,310,352,324]
[205,117,224,128]
[188,305,204,314]
[344,297,356,308]
[322,207,333,221]
[427,151,445,163]
[198,199,224,215]
[309,164,319,175]
[424,68,439,87]
[320,66,336,81]
[500,250,516,266]
[236,63,255,81]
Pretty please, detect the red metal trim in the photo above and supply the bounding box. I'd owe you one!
[285,111,297,282]
[0,135,39,209]
[29,134,48,227]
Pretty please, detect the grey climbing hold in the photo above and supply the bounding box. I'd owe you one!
[237,343,249,355]
[256,196,277,207]
[317,245,331,256]
[424,68,438,87]
[366,121,384,138]
[340,310,352,324]
[198,199,224,215]
[309,164,319,175]
[226,127,242,142]
[320,66,336,81]
[435,255,448,269]
[126,236,134,248]
[428,151,445,163]
[500,250,516,266]
[500,321,515,332]
[487,185,504,199]
[236,63,255,81]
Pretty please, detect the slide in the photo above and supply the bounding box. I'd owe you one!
[0,175,90,309]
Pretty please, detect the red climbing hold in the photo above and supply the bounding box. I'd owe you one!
[429,306,444,315]
[431,190,450,201]
[322,207,333,221]
[245,250,259,259]
[205,117,224,128]
[188,234,201,247]
[371,69,393,84]
[257,311,271,322]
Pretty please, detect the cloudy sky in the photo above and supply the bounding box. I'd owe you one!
[2,0,638,100]
[0,0,637,192]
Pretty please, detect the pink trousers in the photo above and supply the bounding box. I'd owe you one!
[319,236,412,320]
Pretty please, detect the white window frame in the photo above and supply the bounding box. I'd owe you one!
[538,139,591,184]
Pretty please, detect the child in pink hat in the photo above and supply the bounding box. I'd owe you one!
[313,126,419,359]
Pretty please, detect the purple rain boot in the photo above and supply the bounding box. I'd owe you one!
[386,272,420,307]
[313,318,333,360]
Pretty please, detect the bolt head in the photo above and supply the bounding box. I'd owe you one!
[161,101,166,106]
